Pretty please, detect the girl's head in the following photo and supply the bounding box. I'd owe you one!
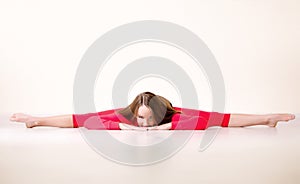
[117,91,181,127]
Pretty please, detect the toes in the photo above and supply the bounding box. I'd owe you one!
[291,114,296,120]
[9,114,16,121]
[287,114,295,121]
[10,116,17,121]
[281,114,295,122]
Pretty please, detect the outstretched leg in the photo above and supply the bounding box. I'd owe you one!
[10,112,296,129]
[228,113,295,127]
[10,113,73,128]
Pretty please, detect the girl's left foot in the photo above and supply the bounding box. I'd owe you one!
[266,114,296,127]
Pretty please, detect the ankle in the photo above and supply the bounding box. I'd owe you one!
[264,114,271,125]
[28,117,43,126]
[30,116,41,123]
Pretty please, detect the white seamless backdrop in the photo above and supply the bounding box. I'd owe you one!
[0,0,299,115]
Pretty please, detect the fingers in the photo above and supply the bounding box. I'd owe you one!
[146,126,158,131]
[146,123,172,130]
[156,123,172,130]
[119,123,131,130]
[118,123,127,130]
[119,123,171,131]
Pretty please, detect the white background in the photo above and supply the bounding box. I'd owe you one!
[0,0,299,115]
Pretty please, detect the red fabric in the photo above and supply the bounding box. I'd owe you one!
[72,107,231,130]
[171,107,231,130]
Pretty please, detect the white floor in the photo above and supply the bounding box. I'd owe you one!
[1,114,300,184]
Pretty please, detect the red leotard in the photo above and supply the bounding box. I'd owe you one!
[72,107,230,130]
[72,107,231,130]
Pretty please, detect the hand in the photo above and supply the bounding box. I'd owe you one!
[146,123,172,130]
[119,123,172,131]
[119,123,148,131]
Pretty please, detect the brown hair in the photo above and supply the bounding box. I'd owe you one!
[116,91,181,126]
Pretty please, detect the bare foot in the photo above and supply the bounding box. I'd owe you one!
[10,113,39,128]
[266,113,296,127]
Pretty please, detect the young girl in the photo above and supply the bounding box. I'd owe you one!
[10,91,295,130]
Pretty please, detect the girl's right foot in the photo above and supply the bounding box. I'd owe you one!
[10,113,39,128]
